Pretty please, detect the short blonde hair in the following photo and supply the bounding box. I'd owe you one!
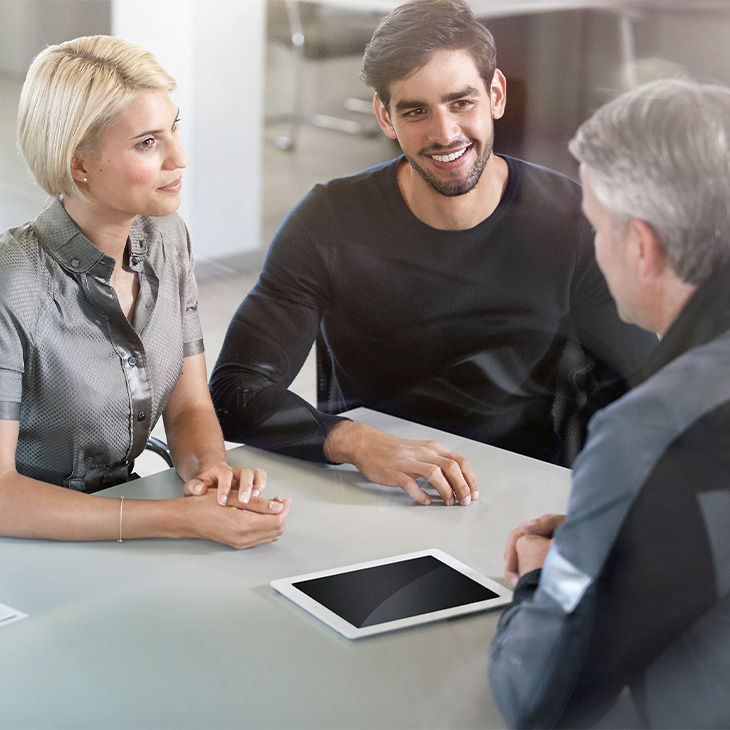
[17,35,176,198]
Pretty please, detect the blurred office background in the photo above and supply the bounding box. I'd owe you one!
[1,0,729,471]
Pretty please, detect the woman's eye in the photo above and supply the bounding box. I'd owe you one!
[137,137,155,150]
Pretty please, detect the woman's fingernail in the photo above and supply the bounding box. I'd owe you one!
[269,501,283,512]
[252,488,261,498]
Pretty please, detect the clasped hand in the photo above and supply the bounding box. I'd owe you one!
[182,462,290,549]
[503,513,566,586]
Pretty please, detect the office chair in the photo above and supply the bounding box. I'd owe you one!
[266,0,382,150]
[144,436,174,468]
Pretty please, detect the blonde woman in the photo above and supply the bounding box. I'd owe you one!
[0,36,290,547]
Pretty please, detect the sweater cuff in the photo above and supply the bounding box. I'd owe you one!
[319,414,351,464]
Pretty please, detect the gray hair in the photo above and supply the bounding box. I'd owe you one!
[569,78,730,285]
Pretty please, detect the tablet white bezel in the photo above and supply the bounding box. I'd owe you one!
[270,548,512,639]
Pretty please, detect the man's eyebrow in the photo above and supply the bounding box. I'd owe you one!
[394,98,427,112]
[442,86,481,102]
[394,86,482,112]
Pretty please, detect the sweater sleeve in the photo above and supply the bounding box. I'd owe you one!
[570,214,657,376]
[565,214,657,444]
[209,190,347,462]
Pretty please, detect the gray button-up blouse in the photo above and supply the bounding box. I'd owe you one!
[0,198,204,492]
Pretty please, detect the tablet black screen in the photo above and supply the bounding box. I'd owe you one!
[292,555,498,628]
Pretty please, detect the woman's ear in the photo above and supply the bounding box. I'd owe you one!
[70,151,89,183]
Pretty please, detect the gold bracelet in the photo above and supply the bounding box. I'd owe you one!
[116,497,125,543]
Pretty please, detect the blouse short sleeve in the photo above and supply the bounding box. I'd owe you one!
[177,220,204,357]
[0,226,40,419]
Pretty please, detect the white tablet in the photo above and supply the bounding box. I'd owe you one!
[270,548,512,639]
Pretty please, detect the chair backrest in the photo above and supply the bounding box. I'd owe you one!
[266,0,380,59]
[316,329,600,466]
[550,338,594,466]
[145,436,173,468]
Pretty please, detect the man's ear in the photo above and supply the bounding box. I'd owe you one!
[373,93,398,140]
[631,219,668,281]
[490,69,507,120]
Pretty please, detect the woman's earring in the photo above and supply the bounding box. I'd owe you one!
[82,177,88,183]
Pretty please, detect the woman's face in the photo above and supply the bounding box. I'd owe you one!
[76,89,187,220]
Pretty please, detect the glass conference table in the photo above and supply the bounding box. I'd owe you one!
[0,409,639,729]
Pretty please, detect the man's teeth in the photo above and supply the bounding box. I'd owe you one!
[431,148,467,162]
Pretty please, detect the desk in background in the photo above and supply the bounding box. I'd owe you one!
[0,409,637,729]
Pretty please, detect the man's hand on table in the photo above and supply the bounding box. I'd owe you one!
[324,420,478,506]
[504,513,566,586]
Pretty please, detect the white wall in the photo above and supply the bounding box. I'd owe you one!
[112,0,265,261]
[0,0,110,77]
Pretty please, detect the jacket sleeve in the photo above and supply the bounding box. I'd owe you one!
[488,377,725,728]
[209,192,347,463]
[488,554,610,728]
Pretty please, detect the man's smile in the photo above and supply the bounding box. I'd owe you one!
[430,147,468,163]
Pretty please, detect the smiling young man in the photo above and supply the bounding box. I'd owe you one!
[210,0,655,506]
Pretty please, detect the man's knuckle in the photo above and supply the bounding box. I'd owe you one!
[441,458,461,476]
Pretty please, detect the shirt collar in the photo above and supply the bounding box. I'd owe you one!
[33,197,113,277]
[633,263,730,386]
[129,216,153,262]
[32,197,153,280]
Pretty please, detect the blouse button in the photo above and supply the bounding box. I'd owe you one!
[128,356,137,366]
[137,411,146,422]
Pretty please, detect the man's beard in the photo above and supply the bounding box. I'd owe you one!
[403,139,492,197]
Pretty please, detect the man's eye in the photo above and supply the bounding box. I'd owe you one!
[404,108,425,118]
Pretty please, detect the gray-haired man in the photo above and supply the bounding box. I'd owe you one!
[489,78,730,729]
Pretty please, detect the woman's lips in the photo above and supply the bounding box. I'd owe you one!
[158,177,182,192]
